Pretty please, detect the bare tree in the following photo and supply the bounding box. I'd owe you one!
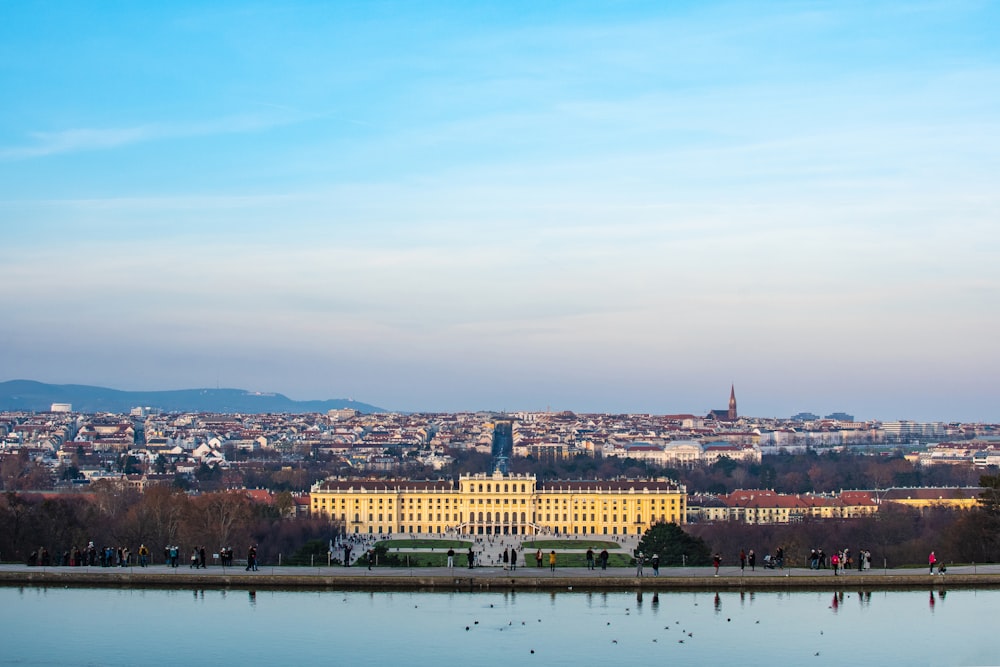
[185,490,253,551]
[120,485,187,557]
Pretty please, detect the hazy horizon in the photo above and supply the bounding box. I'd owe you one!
[1,377,988,424]
[2,2,997,423]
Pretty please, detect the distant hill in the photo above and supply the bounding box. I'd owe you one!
[0,380,386,415]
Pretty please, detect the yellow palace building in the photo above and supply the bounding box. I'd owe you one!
[310,471,687,536]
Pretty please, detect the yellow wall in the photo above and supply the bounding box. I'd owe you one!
[311,472,686,535]
[533,488,685,536]
[884,497,978,510]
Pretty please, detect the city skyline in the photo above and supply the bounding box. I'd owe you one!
[0,378,986,426]
[2,2,998,423]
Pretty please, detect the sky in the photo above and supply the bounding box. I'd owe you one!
[1,1,998,421]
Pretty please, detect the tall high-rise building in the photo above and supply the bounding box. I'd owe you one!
[491,421,513,474]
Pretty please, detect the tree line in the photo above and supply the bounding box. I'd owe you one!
[0,483,333,566]
[680,475,1000,568]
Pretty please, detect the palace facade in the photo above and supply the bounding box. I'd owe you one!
[310,471,687,536]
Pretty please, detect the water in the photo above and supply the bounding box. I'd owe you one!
[0,586,993,666]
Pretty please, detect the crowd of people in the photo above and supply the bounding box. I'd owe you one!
[19,536,942,577]
[809,547,874,573]
[26,542,143,568]
[23,542,252,568]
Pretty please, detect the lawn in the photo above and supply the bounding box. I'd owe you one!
[370,552,635,568]
[380,539,472,549]
[521,539,622,550]
[374,552,452,567]
[520,552,634,568]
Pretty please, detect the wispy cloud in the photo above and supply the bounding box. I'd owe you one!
[0,126,153,159]
[0,111,305,160]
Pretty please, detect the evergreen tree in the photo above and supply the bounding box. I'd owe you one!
[637,522,711,566]
[978,474,1000,517]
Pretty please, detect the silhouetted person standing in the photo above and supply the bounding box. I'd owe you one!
[246,545,257,572]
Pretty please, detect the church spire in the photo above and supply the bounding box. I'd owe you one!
[728,384,737,421]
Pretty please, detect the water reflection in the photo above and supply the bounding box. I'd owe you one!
[0,587,991,667]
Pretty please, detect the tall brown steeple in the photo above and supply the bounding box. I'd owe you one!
[728,384,737,421]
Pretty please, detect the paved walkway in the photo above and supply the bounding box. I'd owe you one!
[5,534,995,588]
[4,561,999,591]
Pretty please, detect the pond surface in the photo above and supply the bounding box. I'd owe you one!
[1,585,992,666]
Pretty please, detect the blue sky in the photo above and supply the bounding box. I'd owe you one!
[1,1,998,421]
